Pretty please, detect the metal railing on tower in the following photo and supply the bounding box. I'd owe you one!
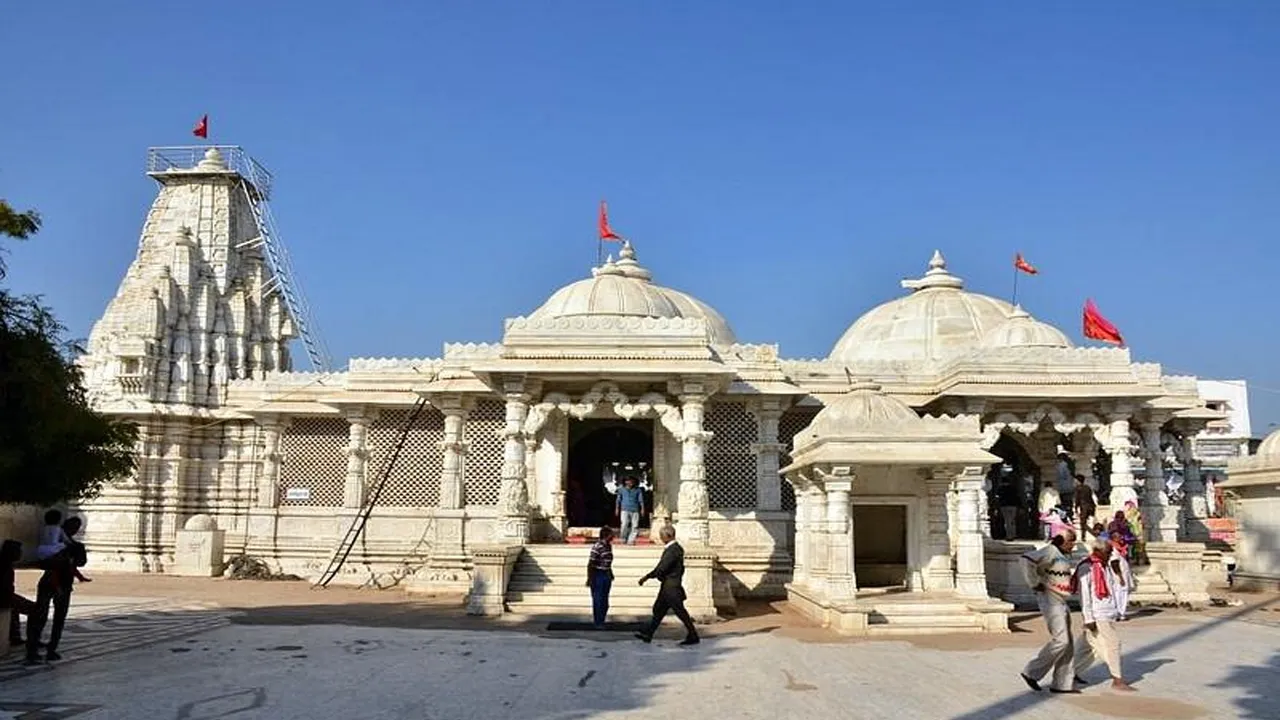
[146,146,333,372]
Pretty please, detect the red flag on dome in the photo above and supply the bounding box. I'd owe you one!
[598,200,621,241]
[1083,299,1124,345]
[1014,252,1038,275]
[192,114,209,139]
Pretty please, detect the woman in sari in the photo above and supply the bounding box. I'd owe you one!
[1123,501,1146,564]
[1107,511,1133,561]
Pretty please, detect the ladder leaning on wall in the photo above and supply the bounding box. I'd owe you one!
[314,396,429,588]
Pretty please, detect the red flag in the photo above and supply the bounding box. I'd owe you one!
[1014,252,1038,275]
[192,114,209,139]
[1083,299,1124,345]
[598,200,621,241]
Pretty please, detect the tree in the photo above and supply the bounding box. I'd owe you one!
[1,199,138,506]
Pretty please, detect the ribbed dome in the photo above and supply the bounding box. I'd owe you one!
[527,241,737,346]
[828,251,1015,365]
[794,381,922,451]
[1259,428,1280,457]
[982,306,1072,349]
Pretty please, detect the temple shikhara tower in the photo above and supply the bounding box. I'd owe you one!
[77,145,1233,633]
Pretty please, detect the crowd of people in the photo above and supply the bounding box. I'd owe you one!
[1,509,91,666]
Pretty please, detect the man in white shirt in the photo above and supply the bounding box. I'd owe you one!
[1074,536,1136,692]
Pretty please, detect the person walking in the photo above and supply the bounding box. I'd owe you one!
[586,527,615,628]
[1073,475,1097,536]
[615,476,646,545]
[634,525,699,646]
[45,517,90,659]
[1074,535,1136,691]
[1105,532,1136,621]
[1020,525,1079,694]
[2,540,37,646]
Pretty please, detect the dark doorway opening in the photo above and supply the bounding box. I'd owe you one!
[989,434,1041,540]
[853,504,908,588]
[566,419,654,529]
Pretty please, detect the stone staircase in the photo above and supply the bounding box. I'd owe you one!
[1129,565,1177,606]
[853,592,1012,636]
[504,545,670,620]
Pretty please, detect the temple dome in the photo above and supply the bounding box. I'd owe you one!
[828,251,1015,365]
[795,381,923,451]
[527,241,737,346]
[1259,427,1280,457]
[981,306,1072,349]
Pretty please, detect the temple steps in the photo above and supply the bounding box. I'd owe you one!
[858,595,991,635]
[504,545,669,620]
[1129,566,1178,606]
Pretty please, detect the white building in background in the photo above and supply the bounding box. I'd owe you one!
[1194,380,1254,471]
[70,145,1236,633]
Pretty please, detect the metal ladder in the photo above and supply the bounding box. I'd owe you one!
[314,396,429,588]
[236,167,332,372]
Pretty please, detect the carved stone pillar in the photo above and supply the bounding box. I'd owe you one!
[791,480,810,585]
[435,395,470,510]
[924,469,956,592]
[343,411,372,509]
[1107,414,1139,508]
[954,466,988,598]
[805,486,829,593]
[675,382,712,545]
[1179,434,1210,542]
[1141,420,1177,542]
[749,398,786,512]
[825,474,856,600]
[1071,433,1098,493]
[257,418,285,508]
[497,381,532,544]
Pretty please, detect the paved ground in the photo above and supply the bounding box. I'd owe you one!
[1,573,1276,719]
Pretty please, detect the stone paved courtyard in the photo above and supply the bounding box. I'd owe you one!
[1,575,1277,719]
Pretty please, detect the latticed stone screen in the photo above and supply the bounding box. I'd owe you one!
[367,406,447,507]
[278,416,348,507]
[778,405,820,512]
[704,401,758,509]
[464,398,505,506]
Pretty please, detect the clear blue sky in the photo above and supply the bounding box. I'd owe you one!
[2,2,1278,432]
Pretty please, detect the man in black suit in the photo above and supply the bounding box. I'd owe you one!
[634,524,699,646]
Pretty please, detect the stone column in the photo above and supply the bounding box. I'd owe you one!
[1179,434,1210,542]
[1141,420,1177,542]
[749,398,786,512]
[1071,432,1098,493]
[436,396,471,511]
[924,469,956,592]
[675,381,712,545]
[496,380,531,544]
[342,411,372,509]
[805,486,829,593]
[1107,414,1139,508]
[790,480,810,585]
[825,474,856,600]
[257,418,285,508]
[954,466,989,598]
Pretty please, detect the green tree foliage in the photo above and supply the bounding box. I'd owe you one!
[1,199,138,506]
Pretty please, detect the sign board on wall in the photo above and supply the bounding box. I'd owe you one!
[284,488,311,502]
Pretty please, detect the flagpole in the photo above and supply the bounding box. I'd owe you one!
[1011,261,1020,306]
[597,237,603,267]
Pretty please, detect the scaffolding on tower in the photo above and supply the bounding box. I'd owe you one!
[146,145,333,372]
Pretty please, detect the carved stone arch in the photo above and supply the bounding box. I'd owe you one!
[989,412,1038,436]
[1027,403,1067,428]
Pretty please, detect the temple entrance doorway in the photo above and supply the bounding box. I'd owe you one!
[565,419,654,531]
[989,434,1040,540]
[853,504,909,588]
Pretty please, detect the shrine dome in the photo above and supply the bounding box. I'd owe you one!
[526,241,737,346]
[828,251,1015,365]
[797,381,923,448]
[981,306,1072,349]
[1259,427,1280,457]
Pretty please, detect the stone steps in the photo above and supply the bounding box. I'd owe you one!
[1130,567,1177,606]
[506,545,669,618]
